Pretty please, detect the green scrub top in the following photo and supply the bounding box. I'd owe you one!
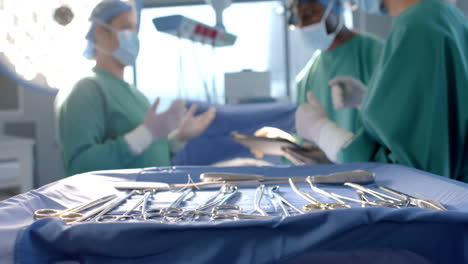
[57,67,171,176]
[296,33,384,133]
[338,0,468,181]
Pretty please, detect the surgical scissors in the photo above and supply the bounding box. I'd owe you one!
[162,188,194,222]
[345,183,405,208]
[268,186,304,216]
[376,185,447,211]
[93,190,139,222]
[34,194,117,222]
[211,205,272,220]
[289,179,349,211]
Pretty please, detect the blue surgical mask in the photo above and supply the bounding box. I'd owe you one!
[91,21,140,65]
[299,0,343,51]
[113,30,140,65]
[356,0,388,15]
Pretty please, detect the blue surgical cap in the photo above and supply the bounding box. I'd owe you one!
[297,0,344,14]
[84,0,133,59]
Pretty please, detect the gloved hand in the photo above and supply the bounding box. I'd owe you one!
[174,104,217,142]
[282,145,332,165]
[144,98,186,140]
[295,91,355,162]
[328,76,367,109]
[295,91,330,143]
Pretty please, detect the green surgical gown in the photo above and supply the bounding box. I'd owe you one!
[296,33,384,133]
[57,67,171,176]
[338,0,468,181]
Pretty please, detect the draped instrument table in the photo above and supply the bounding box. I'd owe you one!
[2,163,468,264]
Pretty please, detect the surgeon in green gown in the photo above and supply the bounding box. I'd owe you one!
[296,0,468,181]
[295,0,383,133]
[253,0,383,164]
[56,1,216,176]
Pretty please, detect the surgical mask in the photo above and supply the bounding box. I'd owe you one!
[356,0,388,15]
[299,0,343,51]
[92,21,140,65]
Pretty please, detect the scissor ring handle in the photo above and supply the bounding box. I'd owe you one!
[212,205,241,214]
[163,208,184,218]
[60,212,83,222]
[116,215,134,221]
[96,215,119,222]
[303,204,323,212]
[326,203,351,209]
[34,209,61,218]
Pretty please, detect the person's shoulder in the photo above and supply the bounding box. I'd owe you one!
[57,75,103,109]
[355,32,384,46]
[393,0,460,37]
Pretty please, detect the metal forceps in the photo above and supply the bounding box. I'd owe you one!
[161,188,194,222]
[289,179,349,211]
[186,184,239,221]
[211,205,272,220]
[345,183,405,208]
[93,190,139,222]
[376,185,447,211]
[268,186,304,216]
[253,185,268,216]
[34,194,117,222]
[306,181,354,208]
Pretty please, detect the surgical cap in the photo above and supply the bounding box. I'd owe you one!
[84,0,133,59]
[297,0,344,14]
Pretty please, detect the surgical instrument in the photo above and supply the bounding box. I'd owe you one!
[96,190,151,222]
[34,194,117,222]
[253,185,268,216]
[376,185,447,211]
[345,183,405,208]
[268,186,304,216]
[200,170,375,185]
[162,188,194,222]
[289,179,349,211]
[92,190,139,222]
[211,205,272,220]
[113,180,258,191]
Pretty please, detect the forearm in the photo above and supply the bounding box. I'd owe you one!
[65,136,136,176]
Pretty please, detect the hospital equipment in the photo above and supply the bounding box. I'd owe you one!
[33,194,116,222]
[376,185,447,211]
[211,205,272,220]
[289,179,349,211]
[97,194,147,222]
[93,190,139,223]
[344,183,405,208]
[253,185,268,216]
[200,170,375,185]
[268,186,304,216]
[153,15,236,47]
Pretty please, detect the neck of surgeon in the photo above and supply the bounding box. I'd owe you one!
[95,51,125,80]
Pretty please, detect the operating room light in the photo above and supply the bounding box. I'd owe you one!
[0,0,98,90]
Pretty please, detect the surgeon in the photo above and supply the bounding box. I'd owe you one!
[56,0,216,176]
[296,0,468,180]
[253,0,383,164]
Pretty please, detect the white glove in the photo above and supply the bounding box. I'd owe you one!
[125,98,186,155]
[144,98,186,140]
[295,91,354,162]
[174,104,217,142]
[296,92,330,143]
[329,76,367,109]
